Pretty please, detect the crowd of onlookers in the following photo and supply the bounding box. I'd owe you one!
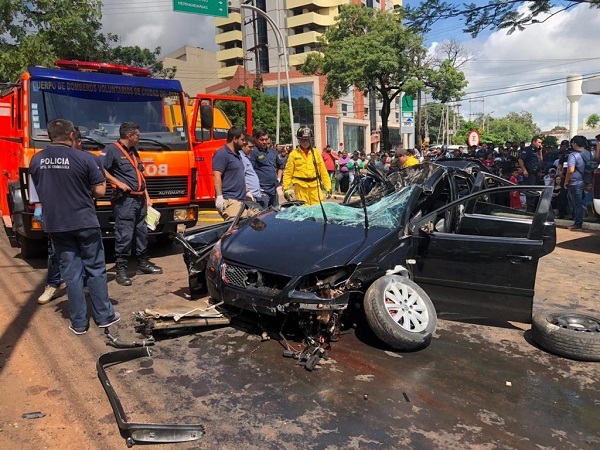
[279,136,598,220]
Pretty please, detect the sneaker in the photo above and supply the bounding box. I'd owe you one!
[98,312,121,328]
[568,225,583,231]
[69,324,87,335]
[38,282,67,305]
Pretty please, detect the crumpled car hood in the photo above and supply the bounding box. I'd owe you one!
[220,212,390,277]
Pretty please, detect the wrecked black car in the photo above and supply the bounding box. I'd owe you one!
[176,162,556,352]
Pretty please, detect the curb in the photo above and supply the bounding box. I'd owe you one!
[554,218,600,232]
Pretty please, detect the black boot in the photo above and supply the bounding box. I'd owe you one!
[115,262,132,286]
[138,259,163,275]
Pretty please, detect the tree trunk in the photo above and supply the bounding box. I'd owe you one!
[381,95,392,152]
[416,90,422,149]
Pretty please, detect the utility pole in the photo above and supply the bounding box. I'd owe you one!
[230,2,295,146]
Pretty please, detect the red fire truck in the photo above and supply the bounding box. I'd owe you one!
[0,60,199,258]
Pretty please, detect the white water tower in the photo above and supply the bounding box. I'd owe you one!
[567,74,583,138]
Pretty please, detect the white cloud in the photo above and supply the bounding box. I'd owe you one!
[447,3,600,132]
[101,5,218,55]
[100,2,600,133]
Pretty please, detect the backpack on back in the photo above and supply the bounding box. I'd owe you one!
[581,149,594,185]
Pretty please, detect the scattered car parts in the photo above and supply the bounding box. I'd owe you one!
[532,311,600,361]
[134,302,230,337]
[97,348,205,448]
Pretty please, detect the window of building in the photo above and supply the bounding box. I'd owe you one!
[341,103,348,117]
[343,124,366,153]
[264,83,314,129]
[326,117,339,149]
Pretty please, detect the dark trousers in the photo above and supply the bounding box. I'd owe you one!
[51,228,114,329]
[114,195,148,264]
[524,171,539,212]
[265,189,279,208]
[567,182,584,227]
[339,172,350,193]
[46,238,62,287]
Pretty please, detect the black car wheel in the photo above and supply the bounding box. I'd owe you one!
[532,312,600,361]
[364,275,437,351]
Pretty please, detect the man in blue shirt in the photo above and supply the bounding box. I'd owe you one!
[213,127,256,220]
[29,119,119,335]
[564,135,587,231]
[241,136,268,209]
[250,128,284,207]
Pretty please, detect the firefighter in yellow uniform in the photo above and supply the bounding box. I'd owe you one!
[282,126,331,206]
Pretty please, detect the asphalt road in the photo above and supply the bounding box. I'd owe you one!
[0,227,598,449]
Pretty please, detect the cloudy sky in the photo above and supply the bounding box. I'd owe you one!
[101,1,600,132]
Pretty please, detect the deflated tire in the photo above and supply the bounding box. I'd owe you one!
[364,275,437,351]
[532,312,600,361]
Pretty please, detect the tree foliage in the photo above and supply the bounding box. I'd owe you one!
[0,0,168,82]
[453,110,540,145]
[404,0,600,38]
[301,4,467,151]
[585,113,600,128]
[233,87,292,144]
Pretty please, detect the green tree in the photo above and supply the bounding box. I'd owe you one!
[234,87,292,144]
[453,111,540,145]
[301,4,466,151]
[542,135,558,147]
[404,1,600,38]
[0,1,165,81]
[586,113,600,128]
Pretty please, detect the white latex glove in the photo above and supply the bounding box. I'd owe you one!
[246,191,255,201]
[276,185,283,196]
[215,195,224,211]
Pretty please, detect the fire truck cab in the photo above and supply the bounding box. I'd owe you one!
[0,60,199,258]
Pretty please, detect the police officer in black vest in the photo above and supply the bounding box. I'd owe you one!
[101,122,162,286]
[518,136,544,212]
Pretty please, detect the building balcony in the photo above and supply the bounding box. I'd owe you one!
[287,0,342,8]
[218,65,240,80]
[289,51,320,67]
[215,12,241,27]
[287,11,336,28]
[216,47,243,63]
[288,31,323,48]
[215,29,243,45]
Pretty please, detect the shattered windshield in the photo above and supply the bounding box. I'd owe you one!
[29,81,189,150]
[276,186,415,229]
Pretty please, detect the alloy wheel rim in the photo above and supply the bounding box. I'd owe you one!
[383,281,429,333]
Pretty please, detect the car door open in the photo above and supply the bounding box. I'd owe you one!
[409,185,555,324]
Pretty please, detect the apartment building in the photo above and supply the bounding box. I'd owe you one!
[211,0,404,151]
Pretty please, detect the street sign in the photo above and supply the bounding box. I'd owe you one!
[401,95,413,114]
[468,129,480,146]
[404,117,413,124]
[173,0,228,17]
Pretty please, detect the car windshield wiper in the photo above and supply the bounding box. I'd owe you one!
[80,136,106,149]
[138,138,172,151]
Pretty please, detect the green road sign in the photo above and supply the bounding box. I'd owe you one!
[402,95,413,113]
[173,0,228,17]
